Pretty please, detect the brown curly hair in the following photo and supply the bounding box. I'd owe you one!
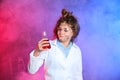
[54,8,80,41]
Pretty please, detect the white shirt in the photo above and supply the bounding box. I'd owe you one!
[28,39,83,80]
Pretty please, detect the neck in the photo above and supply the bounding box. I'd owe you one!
[61,41,71,47]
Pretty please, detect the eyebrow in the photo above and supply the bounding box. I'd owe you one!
[58,27,70,29]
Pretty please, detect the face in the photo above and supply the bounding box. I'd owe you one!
[57,22,73,44]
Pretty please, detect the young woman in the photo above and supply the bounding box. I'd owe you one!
[28,9,83,80]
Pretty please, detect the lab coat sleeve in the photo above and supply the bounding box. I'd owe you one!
[28,50,48,74]
[76,48,83,80]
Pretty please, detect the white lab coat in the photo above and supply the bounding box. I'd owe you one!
[28,39,83,80]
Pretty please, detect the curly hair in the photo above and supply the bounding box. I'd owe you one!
[54,8,80,41]
[54,9,80,41]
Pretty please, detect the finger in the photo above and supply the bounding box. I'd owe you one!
[37,38,50,51]
[38,42,50,51]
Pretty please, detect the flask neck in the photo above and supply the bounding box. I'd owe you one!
[42,31,47,38]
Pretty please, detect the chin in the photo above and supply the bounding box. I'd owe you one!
[58,38,63,42]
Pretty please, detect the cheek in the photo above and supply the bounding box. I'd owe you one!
[66,33,73,39]
[70,32,74,38]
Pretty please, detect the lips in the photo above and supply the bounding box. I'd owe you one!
[59,35,64,37]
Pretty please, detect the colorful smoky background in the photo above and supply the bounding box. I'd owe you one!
[0,0,120,80]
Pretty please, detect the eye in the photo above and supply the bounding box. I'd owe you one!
[57,28,62,31]
[57,28,71,32]
[64,29,69,32]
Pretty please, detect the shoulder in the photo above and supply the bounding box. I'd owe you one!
[72,43,80,49]
[72,43,82,53]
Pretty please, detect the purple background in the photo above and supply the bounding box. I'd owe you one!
[0,0,120,80]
